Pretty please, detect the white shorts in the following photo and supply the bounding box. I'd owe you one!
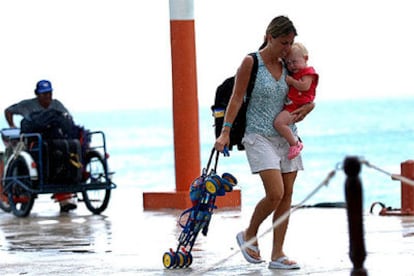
[242,133,304,174]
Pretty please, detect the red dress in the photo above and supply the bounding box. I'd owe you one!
[284,66,318,112]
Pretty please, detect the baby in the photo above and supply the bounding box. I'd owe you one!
[274,42,318,159]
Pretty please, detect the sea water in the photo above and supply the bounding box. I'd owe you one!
[69,98,414,212]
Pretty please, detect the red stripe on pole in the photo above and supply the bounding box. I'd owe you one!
[170,19,200,191]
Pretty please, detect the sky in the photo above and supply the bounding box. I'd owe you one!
[1,0,413,115]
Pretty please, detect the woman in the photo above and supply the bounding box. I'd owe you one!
[214,16,314,270]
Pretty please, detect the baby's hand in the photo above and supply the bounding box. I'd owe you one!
[285,75,294,85]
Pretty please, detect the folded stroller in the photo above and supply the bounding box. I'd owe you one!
[162,148,237,269]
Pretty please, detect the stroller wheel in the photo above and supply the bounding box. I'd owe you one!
[185,252,193,267]
[222,173,238,186]
[210,174,222,187]
[162,251,176,269]
[205,178,218,195]
[211,174,225,195]
[177,251,186,268]
[222,179,233,192]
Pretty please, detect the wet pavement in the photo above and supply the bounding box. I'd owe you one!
[1,186,414,275]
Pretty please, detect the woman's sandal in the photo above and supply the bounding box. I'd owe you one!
[236,231,264,264]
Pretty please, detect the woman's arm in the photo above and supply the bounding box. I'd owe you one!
[214,55,254,152]
[291,102,315,123]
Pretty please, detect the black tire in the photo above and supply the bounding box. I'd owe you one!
[5,156,35,217]
[0,184,11,212]
[0,153,11,212]
[82,151,111,214]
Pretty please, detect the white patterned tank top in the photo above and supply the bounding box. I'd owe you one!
[245,52,297,137]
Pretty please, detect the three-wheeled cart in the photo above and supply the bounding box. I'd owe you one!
[0,127,116,217]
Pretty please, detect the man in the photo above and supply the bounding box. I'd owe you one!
[4,79,77,212]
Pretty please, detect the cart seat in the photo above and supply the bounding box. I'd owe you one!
[1,128,21,147]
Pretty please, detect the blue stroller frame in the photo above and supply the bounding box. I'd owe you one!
[162,148,237,269]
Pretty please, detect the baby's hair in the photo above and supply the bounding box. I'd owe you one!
[291,42,308,57]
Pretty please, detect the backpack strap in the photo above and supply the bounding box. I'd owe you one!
[245,52,258,102]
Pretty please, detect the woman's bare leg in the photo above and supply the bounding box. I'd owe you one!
[271,171,298,263]
[244,169,285,259]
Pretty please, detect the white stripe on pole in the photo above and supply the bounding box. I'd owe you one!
[169,0,194,20]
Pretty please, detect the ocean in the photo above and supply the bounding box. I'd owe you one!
[64,98,414,212]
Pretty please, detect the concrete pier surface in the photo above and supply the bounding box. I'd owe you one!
[0,187,413,275]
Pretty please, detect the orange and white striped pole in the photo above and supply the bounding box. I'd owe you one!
[169,0,201,193]
[143,0,200,209]
[143,0,240,209]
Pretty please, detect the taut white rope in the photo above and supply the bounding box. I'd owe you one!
[361,159,414,187]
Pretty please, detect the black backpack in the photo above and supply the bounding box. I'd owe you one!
[211,52,258,150]
[21,109,78,140]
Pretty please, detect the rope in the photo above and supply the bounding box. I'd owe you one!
[195,164,341,275]
[360,159,414,187]
[192,158,414,273]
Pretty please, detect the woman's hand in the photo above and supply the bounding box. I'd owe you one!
[214,130,230,153]
[291,102,315,123]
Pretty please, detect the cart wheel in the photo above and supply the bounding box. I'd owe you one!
[210,174,222,188]
[211,174,226,196]
[0,179,11,212]
[222,173,238,186]
[82,151,111,214]
[0,158,11,212]
[5,156,35,217]
[176,251,187,268]
[185,252,193,267]
[205,178,218,195]
[162,251,176,269]
[0,193,11,212]
[222,179,233,192]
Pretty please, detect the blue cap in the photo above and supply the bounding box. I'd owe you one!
[35,80,53,94]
